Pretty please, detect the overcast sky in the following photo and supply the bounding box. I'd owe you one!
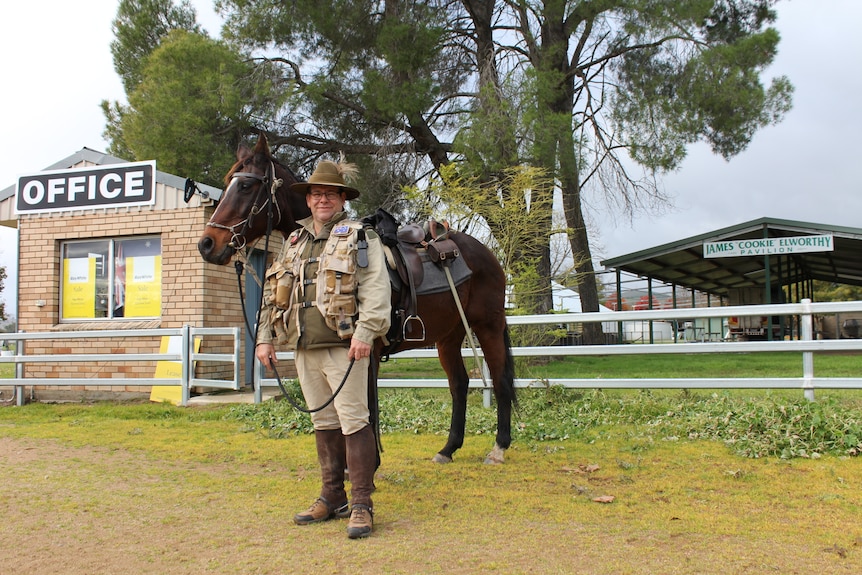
[2,1,860,316]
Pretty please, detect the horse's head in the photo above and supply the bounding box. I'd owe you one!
[198,135,309,265]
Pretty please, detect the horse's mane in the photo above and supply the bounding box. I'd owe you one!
[223,159,243,186]
[223,150,302,189]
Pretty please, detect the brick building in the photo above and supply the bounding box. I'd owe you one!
[0,148,255,400]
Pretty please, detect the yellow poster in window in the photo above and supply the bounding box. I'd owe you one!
[63,257,96,318]
[125,255,162,317]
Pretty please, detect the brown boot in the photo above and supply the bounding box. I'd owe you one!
[293,497,349,525]
[346,504,373,539]
[294,429,350,525]
[345,425,378,539]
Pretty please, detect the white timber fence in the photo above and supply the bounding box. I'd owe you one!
[256,299,862,405]
[2,300,861,407]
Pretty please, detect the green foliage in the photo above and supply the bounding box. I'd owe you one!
[453,82,521,174]
[614,24,792,168]
[359,18,444,120]
[121,30,282,187]
[100,100,135,161]
[431,163,557,316]
[813,280,862,302]
[223,386,862,460]
[110,0,201,94]
[683,394,862,458]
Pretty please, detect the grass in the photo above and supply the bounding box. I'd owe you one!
[3,352,861,573]
[2,401,862,574]
[228,385,862,459]
[4,351,862,460]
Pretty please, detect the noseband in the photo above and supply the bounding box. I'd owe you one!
[206,162,283,250]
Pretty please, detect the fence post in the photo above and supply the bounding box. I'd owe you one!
[800,298,815,401]
[253,355,262,404]
[14,335,25,406]
[181,324,191,406]
[233,327,242,392]
[482,360,492,408]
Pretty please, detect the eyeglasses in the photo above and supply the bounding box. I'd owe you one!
[308,191,342,202]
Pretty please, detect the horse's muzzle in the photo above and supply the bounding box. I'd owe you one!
[198,235,234,266]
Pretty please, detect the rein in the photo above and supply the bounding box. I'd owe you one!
[221,161,355,414]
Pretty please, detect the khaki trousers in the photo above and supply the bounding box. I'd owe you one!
[295,346,370,435]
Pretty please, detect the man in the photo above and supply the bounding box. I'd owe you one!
[255,159,391,539]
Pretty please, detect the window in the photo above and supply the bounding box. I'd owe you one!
[61,236,161,320]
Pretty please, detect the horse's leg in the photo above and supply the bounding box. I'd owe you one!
[472,324,516,464]
[431,333,470,464]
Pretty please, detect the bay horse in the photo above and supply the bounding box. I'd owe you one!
[197,135,516,464]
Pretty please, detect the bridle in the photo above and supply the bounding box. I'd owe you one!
[206,161,283,252]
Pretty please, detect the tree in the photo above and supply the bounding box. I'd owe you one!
[120,30,284,186]
[110,0,201,94]
[813,281,862,302]
[489,1,792,340]
[103,0,201,161]
[105,1,793,336]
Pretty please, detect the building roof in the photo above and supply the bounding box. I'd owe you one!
[601,217,862,297]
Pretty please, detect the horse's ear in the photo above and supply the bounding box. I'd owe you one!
[253,133,270,155]
[236,143,253,162]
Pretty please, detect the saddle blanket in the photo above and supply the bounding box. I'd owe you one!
[389,249,472,296]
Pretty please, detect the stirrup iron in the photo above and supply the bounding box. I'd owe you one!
[403,314,426,342]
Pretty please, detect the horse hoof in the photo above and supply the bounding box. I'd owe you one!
[484,445,505,465]
[432,453,453,464]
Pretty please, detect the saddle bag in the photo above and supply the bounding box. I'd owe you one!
[425,238,459,263]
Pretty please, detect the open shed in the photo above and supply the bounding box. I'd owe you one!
[600,217,862,340]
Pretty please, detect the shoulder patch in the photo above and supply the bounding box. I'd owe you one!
[332,224,353,236]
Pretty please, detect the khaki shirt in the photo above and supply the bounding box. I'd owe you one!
[257,212,391,350]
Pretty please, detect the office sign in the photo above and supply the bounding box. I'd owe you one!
[703,234,834,258]
[16,161,156,214]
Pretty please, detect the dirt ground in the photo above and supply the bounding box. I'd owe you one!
[2,433,862,575]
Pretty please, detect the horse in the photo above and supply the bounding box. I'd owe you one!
[197,135,516,464]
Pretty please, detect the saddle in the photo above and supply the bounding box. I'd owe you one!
[362,208,470,355]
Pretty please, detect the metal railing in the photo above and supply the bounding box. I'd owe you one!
[0,325,241,406]
[255,299,862,404]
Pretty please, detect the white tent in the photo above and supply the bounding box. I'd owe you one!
[551,282,617,334]
[552,282,675,342]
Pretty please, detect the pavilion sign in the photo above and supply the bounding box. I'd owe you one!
[15,161,156,214]
[703,234,834,258]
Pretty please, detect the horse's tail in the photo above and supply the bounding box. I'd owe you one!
[501,326,517,406]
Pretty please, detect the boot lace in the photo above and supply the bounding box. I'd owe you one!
[350,506,370,524]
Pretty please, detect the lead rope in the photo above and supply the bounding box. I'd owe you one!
[271,357,356,414]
